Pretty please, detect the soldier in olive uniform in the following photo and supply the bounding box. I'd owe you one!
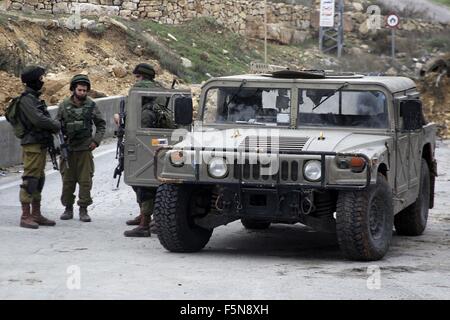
[14,66,61,229]
[57,75,106,222]
[115,63,175,237]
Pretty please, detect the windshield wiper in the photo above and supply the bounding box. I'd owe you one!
[312,82,349,111]
[224,79,247,111]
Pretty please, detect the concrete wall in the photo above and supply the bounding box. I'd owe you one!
[0,95,124,168]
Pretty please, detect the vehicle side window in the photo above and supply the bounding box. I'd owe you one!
[140,95,169,129]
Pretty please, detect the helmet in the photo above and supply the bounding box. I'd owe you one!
[133,63,155,80]
[21,65,46,84]
[70,74,91,91]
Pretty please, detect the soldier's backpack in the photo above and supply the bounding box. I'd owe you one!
[4,94,26,139]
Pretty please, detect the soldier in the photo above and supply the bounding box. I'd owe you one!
[115,63,175,237]
[57,74,106,222]
[15,66,61,229]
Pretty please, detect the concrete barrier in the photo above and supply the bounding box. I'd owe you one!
[0,95,125,168]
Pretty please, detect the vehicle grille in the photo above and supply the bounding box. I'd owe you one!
[233,136,309,182]
[239,136,310,153]
[233,159,301,182]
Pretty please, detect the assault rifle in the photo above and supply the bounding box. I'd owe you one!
[113,97,126,188]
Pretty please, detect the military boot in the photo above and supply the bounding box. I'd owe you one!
[126,212,141,226]
[60,205,74,220]
[79,207,91,222]
[20,203,39,229]
[31,201,56,226]
[124,214,150,237]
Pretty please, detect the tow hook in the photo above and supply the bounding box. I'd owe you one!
[300,191,315,215]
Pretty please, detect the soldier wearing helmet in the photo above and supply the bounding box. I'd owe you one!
[11,65,61,229]
[57,74,106,222]
[114,63,175,237]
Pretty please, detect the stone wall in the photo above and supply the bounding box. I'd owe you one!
[5,0,449,45]
[7,0,312,36]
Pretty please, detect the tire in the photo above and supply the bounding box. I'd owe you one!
[336,173,394,261]
[394,159,430,236]
[241,218,271,230]
[153,184,213,253]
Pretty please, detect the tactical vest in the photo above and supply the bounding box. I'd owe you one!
[61,100,95,144]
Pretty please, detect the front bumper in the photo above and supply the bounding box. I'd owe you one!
[154,146,372,191]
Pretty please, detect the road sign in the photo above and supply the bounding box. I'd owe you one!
[320,0,335,27]
[386,13,400,28]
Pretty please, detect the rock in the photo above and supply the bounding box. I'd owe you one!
[291,30,310,45]
[267,23,281,41]
[65,15,81,30]
[200,52,210,62]
[349,47,363,56]
[358,20,369,35]
[386,67,398,76]
[353,2,364,12]
[112,65,128,78]
[360,44,369,50]
[133,45,144,57]
[343,14,353,32]
[352,12,366,24]
[168,33,178,42]
[88,90,107,98]
[279,27,294,45]
[109,17,128,31]
[49,96,60,105]
[222,49,229,55]
[53,3,70,14]
[181,57,192,68]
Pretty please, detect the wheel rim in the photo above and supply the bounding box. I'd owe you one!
[369,193,385,240]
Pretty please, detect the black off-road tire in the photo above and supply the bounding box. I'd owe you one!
[241,218,271,230]
[394,159,430,236]
[336,173,394,261]
[153,184,213,253]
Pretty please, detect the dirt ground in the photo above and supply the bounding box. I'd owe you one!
[0,18,178,114]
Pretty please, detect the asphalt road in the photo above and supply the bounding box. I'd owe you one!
[0,139,449,300]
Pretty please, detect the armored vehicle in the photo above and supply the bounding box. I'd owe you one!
[124,71,437,261]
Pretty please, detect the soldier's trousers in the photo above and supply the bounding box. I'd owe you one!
[20,144,47,204]
[60,150,94,208]
[132,186,156,220]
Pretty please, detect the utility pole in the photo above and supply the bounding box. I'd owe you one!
[319,0,344,57]
[264,0,267,63]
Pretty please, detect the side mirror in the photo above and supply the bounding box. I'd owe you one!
[400,100,425,131]
[174,96,193,126]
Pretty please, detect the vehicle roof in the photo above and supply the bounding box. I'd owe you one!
[207,74,417,93]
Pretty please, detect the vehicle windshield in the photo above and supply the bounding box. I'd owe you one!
[203,86,292,126]
[298,89,388,128]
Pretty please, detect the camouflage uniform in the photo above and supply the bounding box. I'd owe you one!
[124,66,175,237]
[16,68,61,229]
[57,96,106,219]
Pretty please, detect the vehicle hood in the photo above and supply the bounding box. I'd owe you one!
[175,128,391,158]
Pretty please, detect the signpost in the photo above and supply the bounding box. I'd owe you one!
[319,0,344,58]
[386,13,400,61]
[319,0,335,27]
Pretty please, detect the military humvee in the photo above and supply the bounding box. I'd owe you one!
[124,70,437,261]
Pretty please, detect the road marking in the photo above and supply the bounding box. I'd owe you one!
[0,147,116,192]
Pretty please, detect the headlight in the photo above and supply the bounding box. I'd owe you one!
[208,158,228,179]
[169,151,185,167]
[304,160,322,182]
